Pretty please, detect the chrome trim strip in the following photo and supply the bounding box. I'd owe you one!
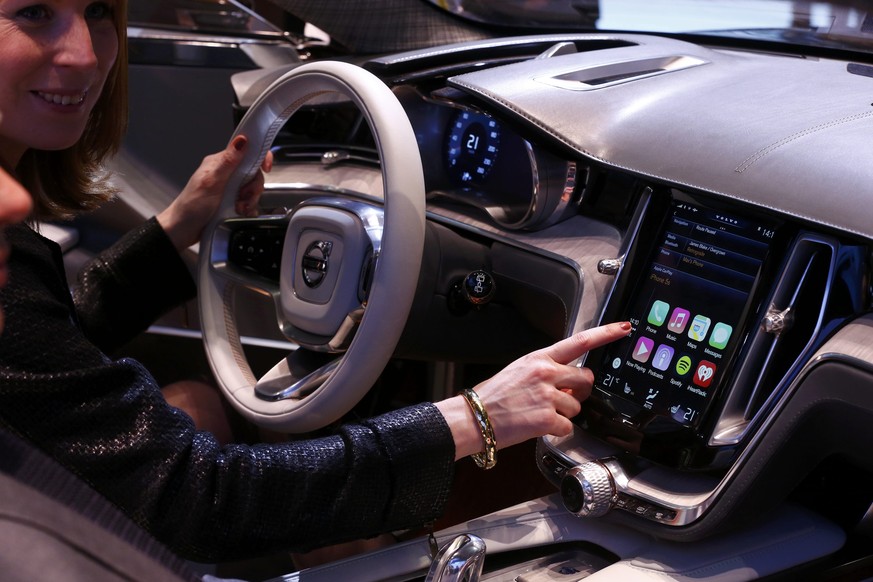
[585,187,652,351]
[710,234,838,447]
[535,55,708,91]
[127,26,287,44]
[367,34,638,67]
[145,324,298,351]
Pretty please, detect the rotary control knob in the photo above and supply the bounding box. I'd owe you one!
[597,257,622,276]
[448,269,496,315]
[462,269,496,305]
[761,305,793,335]
[561,461,616,517]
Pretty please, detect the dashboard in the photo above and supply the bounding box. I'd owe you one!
[226,31,873,543]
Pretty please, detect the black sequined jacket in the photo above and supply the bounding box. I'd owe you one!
[0,219,455,561]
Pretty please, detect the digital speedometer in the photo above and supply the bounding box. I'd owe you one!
[445,110,501,186]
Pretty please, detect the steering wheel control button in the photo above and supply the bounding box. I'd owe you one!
[561,461,616,517]
[228,228,284,281]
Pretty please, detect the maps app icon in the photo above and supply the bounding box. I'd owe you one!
[688,315,711,341]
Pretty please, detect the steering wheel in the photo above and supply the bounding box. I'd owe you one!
[198,61,425,433]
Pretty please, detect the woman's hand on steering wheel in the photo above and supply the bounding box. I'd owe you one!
[158,135,273,252]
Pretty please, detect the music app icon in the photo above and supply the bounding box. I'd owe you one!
[668,307,690,334]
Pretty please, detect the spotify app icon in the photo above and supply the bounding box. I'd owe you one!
[675,355,693,376]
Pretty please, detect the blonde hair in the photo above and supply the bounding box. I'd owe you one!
[21,0,129,221]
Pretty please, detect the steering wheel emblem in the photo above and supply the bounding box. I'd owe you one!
[301,240,333,288]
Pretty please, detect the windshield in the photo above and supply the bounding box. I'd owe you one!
[428,0,873,55]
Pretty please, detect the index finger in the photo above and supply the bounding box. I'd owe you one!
[545,322,631,365]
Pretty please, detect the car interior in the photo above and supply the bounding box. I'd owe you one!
[47,0,873,580]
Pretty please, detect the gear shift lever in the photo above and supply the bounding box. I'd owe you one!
[425,534,486,582]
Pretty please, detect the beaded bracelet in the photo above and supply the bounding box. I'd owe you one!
[461,388,497,470]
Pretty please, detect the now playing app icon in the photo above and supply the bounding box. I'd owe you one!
[632,337,655,363]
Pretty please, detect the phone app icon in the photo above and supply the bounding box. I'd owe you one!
[632,337,655,363]
[675,355,693,376]
[693,360,717,388]
[652,345,675,371]
[709,322,733,349]
[647,300,670,327]
[688,314,711,341]
[667,307,690,334]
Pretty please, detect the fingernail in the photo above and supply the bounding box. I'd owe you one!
[232,136,247,151]
[620,321,631,331]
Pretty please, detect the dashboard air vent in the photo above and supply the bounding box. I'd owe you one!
[710,234,836,446]
[536,55,707,91]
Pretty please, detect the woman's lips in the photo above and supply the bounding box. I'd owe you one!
[35,90,88,106]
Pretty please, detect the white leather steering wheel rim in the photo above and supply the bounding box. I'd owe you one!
[198,61,425,432]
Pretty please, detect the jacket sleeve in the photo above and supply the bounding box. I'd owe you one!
[0,224,456,561]
[72,217,197,353]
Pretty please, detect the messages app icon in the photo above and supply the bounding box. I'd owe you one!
[648,300,670,327]
[709,322,733,349]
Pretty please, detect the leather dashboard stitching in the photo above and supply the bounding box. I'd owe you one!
[735,110,873,173]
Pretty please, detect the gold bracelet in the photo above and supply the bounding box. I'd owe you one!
[460,388,497,470]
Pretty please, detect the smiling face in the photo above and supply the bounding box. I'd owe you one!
[0,0,119,167]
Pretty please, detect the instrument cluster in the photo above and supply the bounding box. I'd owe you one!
[397,87,585,231]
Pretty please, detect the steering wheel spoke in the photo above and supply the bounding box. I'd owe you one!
[255,351,342,401]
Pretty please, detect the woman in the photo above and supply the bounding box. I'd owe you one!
[1,163,206,581]
[0,155,33,331]
[0,0,630,563]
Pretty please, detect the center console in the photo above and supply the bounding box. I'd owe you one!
[588,191,782,452]
[537,187,867,536]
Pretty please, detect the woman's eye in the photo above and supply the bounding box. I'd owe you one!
[16,5,51,22]
[85,1,114,20]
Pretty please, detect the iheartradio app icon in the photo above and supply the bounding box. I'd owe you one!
[693,360,717,388]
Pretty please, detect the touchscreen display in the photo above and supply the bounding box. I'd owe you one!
[594,199,778,428]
